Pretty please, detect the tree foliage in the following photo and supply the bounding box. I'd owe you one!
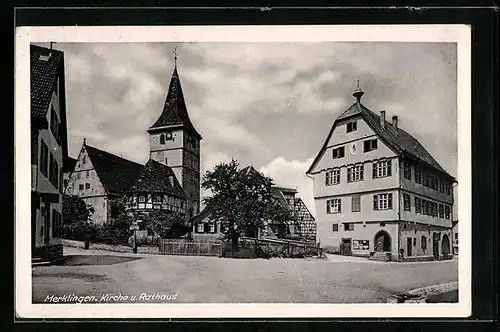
[201,159,295,247]
[62,194,95,224]
[142,210,188,239]
[97,213,133,245]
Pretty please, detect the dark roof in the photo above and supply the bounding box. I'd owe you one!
[30,44,64,118]
[148,66,202,139]
[63,156,77,173]
[307,101,455,181]
[189,207,211,224]
[129,159,186,198]
[85,145,143,194]
[272,186,298,194]
[240,165,261,176]
[270,187,289,207]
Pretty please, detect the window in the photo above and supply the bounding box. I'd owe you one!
[160,134,165,144]
[86,170,89,178]
[373,193,393,210]
[373,160,392,178]
[344,223,354,231]
[326,198,341,214]
[152,194,162,203]
[445,206,451,219]
[404,162,412,180]
[403,194,411,211]
[209,223,216,233]
[363,139,377,152]
[421,236,427,249]
[332,146,345,159]
[432,202,438,217]
[85,183,90,189]
[430,175,438,190]
[40,140,49,177]
[351,195,361,212]
[347,165,364,182]
[325,168,340,186]
[439,179,445,192]
[455,233,458,240]
[196,223,204,233]
[79,184,84,190]
[332,224,339,232]
[82,156,86,164]
[445,181,451,195]
[439,204,445,218]
[166,132,174,141]
[415,167,422,184]
[347,121,357,133]
[413,238,417,246]
[415,197,422,214]
[50,106,61,143]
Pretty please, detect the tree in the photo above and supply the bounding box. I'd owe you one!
[97,213,133,245]
[142,210,188,239]
[201,159,295,253]
[62,194,95,224]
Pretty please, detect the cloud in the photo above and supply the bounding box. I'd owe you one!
[259,157,315,216]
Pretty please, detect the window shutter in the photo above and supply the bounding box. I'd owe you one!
[203,223,208,233]
[372,162,377,178]
[387,160,392,176]
[338,200,342,213]
[373,195,378,210]
[214,223,218,233]
[388,194,393,209]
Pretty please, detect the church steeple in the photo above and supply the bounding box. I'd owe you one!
[148,50,202,140]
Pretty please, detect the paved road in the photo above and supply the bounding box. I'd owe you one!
[32,247,458,304]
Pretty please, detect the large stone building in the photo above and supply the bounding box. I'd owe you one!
[306,83,456,262]
[30,44,69,261]
[65,60,200,225]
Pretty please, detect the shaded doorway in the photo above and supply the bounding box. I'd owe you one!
[433,232,440,260]
[406,238,413,257]
[441,234,450,258]
[374,230,391,252]
[340,238,352,255]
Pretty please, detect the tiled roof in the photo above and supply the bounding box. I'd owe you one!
[30,44,64,118]
[85,145,143,194]
[272,186,298,194]
[63,156,77,173]
[129,159,186,198]
[307,101,455,180]
[149,66,202,139]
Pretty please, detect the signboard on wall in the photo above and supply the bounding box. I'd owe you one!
[353,240,369,250]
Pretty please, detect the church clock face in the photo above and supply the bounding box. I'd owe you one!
[349,142,358,155]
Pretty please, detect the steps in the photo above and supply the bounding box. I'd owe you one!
[369,251,391,262]
[32,257,51,267]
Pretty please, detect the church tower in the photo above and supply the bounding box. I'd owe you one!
[147,52,202,218]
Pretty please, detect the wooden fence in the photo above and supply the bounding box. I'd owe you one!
[158,239,228,256]
[240,236,322,258]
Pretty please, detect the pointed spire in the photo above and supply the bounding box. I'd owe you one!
[172,47,178,77]
[83,137,86,146]
[352,76,364,103]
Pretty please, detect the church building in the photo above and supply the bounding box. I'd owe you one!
[307,82,457,262]
[65,57,201,224]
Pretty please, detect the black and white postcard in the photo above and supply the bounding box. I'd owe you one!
[15,25,471,318]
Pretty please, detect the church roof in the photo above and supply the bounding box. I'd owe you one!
[129,159,186,198]
[307,99,456,181]
[31,44,65,118]
[84,145,143,194]
[148,66,202,139]
[63,156,77,173]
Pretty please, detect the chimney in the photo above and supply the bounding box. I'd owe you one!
[392,115,398,129]
[380,110,386,129]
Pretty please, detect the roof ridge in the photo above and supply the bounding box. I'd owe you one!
[85,144,143,167]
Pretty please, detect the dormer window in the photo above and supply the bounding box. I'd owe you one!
[347,121,357,133]
[332,146,345,159]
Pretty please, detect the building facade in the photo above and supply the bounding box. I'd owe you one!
[30,44,69,261]
[307,84,456,261]
[147,63,202,219]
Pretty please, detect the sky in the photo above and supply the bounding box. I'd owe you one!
[35,41,458,216]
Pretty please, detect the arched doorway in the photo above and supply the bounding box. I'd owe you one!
[374,230,391,252]
[441,234,450,258]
